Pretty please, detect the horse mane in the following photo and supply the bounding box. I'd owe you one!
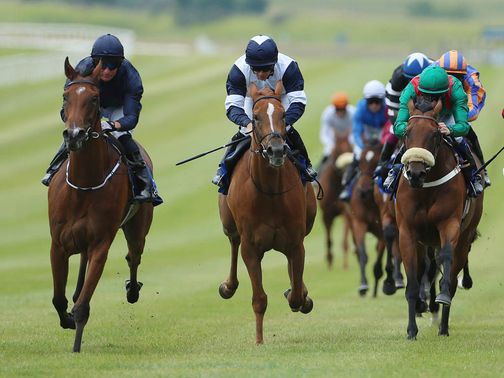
[414,96,435,113]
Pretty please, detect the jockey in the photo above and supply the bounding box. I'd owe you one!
[435,50,489,187]
[375,52,431,180]
[393,65,483,197]
[318,92,355,169]
[212,35,315,192]
[41,34,155,202]
[339,80,389,201]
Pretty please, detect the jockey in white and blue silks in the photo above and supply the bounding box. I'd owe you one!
[339,80,389,201]
[41,34,157,203]
[212,35,316,192]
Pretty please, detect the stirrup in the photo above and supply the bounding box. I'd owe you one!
[305,166,318,181]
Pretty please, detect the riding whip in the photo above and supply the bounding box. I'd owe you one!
[474,145,504,176]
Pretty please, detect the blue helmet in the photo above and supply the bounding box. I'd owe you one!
[402,52,431,78]
[91,34,124,58]
[245,35,278,67]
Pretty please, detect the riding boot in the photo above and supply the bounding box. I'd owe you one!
[466,127,491,188]
[339,157,359,201]
[41,143,68,186]
[459,140,483,198]
[120,135,153,202]
[286,127,317,181]
[373,141,396,180]
[212,131,250,188]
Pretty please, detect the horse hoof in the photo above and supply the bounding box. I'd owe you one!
[395,278,405,289]
[435,293,451,306]
[125,280,143,304]
[382,280,397,296]
[407,334,417,341]
[218,282,237,299]
[416,300,428,314]
[300,296,313,314]
[283,288,291,299]
[462,275,473,290]
[60,313,76,330]
[358,285,368,297]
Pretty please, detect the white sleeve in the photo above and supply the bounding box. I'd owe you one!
[320,106,335,156]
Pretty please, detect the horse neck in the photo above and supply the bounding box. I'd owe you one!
[68,129,115,187]
[428,140,457,178]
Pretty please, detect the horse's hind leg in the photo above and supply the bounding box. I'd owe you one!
[382,223,397,295]
[122,205,153,304]
[72,252,88,303]
[322,214,334,268]
[50,242,75,330]
[372,239,385,297]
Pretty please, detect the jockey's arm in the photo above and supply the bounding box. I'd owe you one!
[448,79,470,137]
[392,82,415,137]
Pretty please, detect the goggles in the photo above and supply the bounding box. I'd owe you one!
[251,65,275,73]
[93,57,123,70]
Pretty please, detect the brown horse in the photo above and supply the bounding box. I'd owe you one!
[395,98,483,339]
[47,58,154,352]
[346,141,390,297]
[218,81,317,344]
[318,134,353,268]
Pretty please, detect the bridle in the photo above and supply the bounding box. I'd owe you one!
[251,95,286,157]
[404,114,442,172]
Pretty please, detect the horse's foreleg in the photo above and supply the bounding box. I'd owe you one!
[372,239,385,298]
[50,242,75,330]
[436,221,460,306]
[285,243,312,314]
[342,213,351,270]
[219,235,240,299]
[398,229,419,340]
[393,241,405,289]
[71,246,109,352]
[323,215,334,269]
[352,223,368,296]
[72,252,87,303]
[382,223,398,295]
[241,244,267,345]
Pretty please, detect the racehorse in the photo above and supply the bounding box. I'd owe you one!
[218,81,317,344]
[347,141,389,297]
[395,98,483,339]
[318,134,353,268]
[47,58,154,352]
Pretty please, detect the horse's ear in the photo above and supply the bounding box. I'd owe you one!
[91,59,102,81]
[433,98,443,116]
[274,80,284,96]
[64,57,76,81]
[249,83,258,99]
[407,98,415,114]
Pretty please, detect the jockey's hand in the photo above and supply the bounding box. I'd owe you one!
[245,122,253,133]
[438,122,451,135]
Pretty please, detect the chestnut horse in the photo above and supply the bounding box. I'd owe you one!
[346,141,392,297]
[218,82,317,344]
[318,134,353,268]
[395,98,483,339]
[48,58,154,352]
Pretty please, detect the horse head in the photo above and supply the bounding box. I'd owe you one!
[402,97,443,188]
[249,81,287,168]
[356,140,381,200]
[62,57,101,151]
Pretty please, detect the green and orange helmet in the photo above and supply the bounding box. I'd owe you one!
[418,66,449,94]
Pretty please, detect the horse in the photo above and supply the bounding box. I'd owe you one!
[218,81,317,344]
[47,58,154,352]
[395,98,483,339]
[318,133,353,268]
[346,140,391,297]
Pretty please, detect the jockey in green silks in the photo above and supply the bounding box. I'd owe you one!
[392,65,483,197]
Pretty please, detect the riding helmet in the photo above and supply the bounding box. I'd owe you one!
[245,35,278,67]
[363,80,385,99]
[418,66,449,94]
[91,34,124,58]
[402,52,431,78]
[437,50,467,74]
[331,92,349,110]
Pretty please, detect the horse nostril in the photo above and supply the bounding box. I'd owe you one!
[266,146,273,156]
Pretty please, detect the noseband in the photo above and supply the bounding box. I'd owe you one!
[251,95,285,156]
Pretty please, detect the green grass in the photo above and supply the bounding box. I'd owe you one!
[1,2,504,377]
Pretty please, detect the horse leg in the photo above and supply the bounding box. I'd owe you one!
[241,244,267,345]
[353,223,368,296]
[51,242,76,330]
[427,250,440,324]
[285,244,312,314]
[382,223,397,295]
[460,260,473,289]
[122,207,152,304]
[398,229,419,340]
[416,250,428,315]
[72,252,87,303]
[393,243,405,289]
[435,221,460,306]
[342,213,351,270]
[219,235,240,299]
[372,239,385,298]
[323,215,334,268]
[71,245,110,352]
